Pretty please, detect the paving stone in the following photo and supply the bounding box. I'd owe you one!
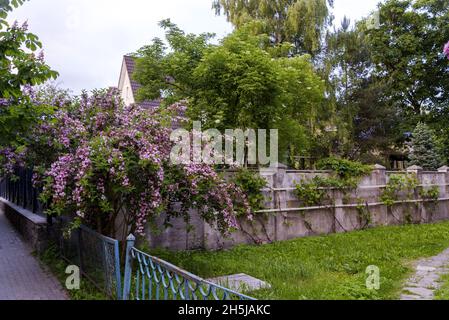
[207,273,271,292]
[0,207,68,300]
[417,266,437,272]
[400,247,449,301]
[404,287,433,298]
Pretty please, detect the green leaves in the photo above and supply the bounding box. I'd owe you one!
[231,168,267,215]
[133,20,213,105]
[366,0,449,115]
[296,158,372,207]
[0,0,27,13]
[134,21,325,161]
[0,1,58,148]
[381,174,419,207]
[212,0,333,55]
[317,157,373,180]
[408,122,443,170]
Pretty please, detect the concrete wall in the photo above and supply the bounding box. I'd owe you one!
[0,198,53,254]
[146,165,449,251]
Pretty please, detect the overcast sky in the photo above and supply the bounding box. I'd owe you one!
[8,0,381,94]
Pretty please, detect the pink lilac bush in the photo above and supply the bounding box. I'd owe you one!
[4,88,251,238]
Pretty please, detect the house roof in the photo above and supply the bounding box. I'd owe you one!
[123,55,161,109]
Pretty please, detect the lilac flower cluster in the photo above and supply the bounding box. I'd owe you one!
[0,147,26,175]
[9,20,29,32]
[0,98,10,107]
[444,41,449,60]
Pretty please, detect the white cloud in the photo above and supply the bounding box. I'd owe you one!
[8,0,380,94]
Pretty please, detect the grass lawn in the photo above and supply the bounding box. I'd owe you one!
[435,273,449,300]
[149,222,449,300]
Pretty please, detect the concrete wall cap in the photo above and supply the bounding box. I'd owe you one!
[407,165,423,171]
[270,162,289,169]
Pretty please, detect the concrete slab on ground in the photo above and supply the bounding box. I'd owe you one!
[207,273,271,292]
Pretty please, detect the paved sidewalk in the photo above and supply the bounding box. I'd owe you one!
[401,248,449,300]
[0,208,68,300]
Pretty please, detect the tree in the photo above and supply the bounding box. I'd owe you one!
[408,122,443,170]
[212,0,334,56]
[366,0,449,116]
[321,17,405,163]
[133,19,214,106]
[134,21,326,162]
[0,0,58,148]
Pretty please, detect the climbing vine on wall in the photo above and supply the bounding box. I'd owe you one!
[231,168,268,216]
[420,186,440,203]
[380,173,420,224]
[380,174,419,207]
[295,158,372,207]
[230,168,272,244]
[356,200,372,229]
[294,158,372,233]
[420,185,440,222]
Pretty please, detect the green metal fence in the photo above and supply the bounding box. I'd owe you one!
[56,217,122,299]
[122,235,256,301]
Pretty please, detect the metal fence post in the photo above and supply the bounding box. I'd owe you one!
[122,234,136,301]
[113,241,122,300]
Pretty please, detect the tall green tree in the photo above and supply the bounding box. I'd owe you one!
[408,122,443,170]
[133,19,214,106]
[133,21,325,162]
[322,16,405,163]
[366,0,449,116]
[212,0,334,55]
[0,0,58,147]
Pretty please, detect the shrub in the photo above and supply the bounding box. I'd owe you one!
[231,168,268,216]
[317,157,373,180]
[380,174,419,207]
[295,158,372,207]
[408,123,443,170]
[3,89,252,239]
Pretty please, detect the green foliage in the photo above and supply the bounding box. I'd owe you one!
[212,0,334,55]
[381,174,419,207]
[409,123,444,170]
[0,0,27,19]
[317,157,373,180]
[323,17,405,160]
[295,176,330,207]
[420,186,440,203]
[231,169,268,215]
[366,0,449,116]
[134,21,325,162]
[151,221,449,300]
[133,19,214,105]
[316,0,449,163]
[189,24,282,131]
[295,158,371,207]
[0,0,58,148]
[435,273,449,300]
[356,200,372,228]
